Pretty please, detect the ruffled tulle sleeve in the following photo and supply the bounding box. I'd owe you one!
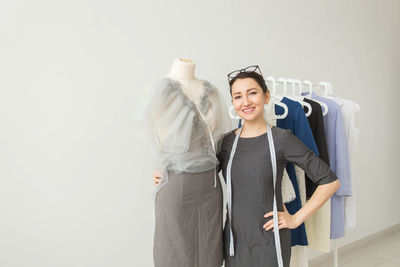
[146,78,196,154]
[136,78,233,195]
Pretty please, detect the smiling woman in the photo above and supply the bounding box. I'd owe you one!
[217,66,341,267]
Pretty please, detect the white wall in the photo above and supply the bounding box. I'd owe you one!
[1,0,399,266]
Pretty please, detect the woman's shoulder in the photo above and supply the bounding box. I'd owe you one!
[271,126,295,144]
[220,129,236,149]
[271,126,292,136]
[222,129,236,141]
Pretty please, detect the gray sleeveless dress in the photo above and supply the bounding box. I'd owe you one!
[217,127,337,267]
[154,169,223,267]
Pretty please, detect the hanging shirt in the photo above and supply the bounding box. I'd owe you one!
[332,97,360,228]
[309,93,351,239]
[303,98,331,197]
[275,97,319,246]
[302,97,332,252]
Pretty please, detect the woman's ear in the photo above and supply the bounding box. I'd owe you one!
[264,90,270,104]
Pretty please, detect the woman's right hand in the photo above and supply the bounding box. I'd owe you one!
[153,169,163,186]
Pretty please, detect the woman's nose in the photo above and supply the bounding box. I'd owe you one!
[243,95,250,106]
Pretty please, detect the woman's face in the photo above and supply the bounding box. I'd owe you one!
[231,78,270,122]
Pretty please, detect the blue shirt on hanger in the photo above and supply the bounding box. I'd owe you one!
[275,97,319,246]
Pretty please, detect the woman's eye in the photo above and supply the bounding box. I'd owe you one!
[234,96,241,99]
[250,91,257,95]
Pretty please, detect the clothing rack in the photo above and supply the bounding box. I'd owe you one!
[264,76,354,267]
[265,77,335,95]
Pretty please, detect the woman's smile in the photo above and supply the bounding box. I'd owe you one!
[242,107,256,114]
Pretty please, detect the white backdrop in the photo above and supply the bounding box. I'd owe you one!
[1,0,399,266]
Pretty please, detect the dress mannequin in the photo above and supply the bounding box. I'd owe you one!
[148,58,232,267]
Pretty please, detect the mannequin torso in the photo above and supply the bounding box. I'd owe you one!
[167,58,205,109]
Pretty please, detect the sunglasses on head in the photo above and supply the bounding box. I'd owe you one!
[227,65,264,83]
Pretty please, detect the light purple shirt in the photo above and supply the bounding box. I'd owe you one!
[308,93,351,239]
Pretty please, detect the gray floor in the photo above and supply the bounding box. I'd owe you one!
[309,224,400,267]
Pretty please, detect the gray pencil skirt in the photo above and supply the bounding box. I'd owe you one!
[154,168,223,267]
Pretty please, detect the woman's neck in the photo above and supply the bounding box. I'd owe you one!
[168,58,196,81]
[239,116,268,137]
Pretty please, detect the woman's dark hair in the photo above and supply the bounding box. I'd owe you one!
[229,71,269,95]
